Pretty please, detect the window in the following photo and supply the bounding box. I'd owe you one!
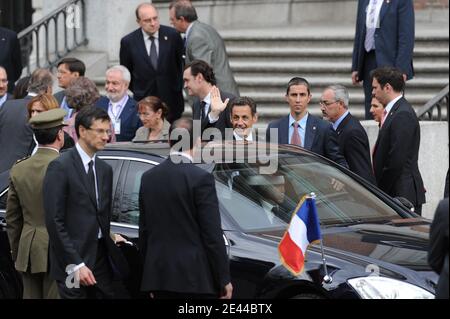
[112,160,155,226]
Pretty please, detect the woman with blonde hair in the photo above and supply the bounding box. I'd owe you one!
[27,93,74,152]
[133,96,171,142]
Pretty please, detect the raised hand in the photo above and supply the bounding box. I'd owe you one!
[209,86,229,119]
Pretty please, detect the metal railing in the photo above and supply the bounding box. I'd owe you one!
[416,84,449,121]
[17,0,88,75]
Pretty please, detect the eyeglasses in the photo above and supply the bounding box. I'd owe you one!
[319,100,339,107]
[88,128,112,136]
[0,79,8,84]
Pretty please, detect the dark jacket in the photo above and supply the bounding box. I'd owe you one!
[428,198,449,299]
[139,155,230,294]
[266,113,348,167]
[372,97,425,208]
[43,148,128,282]
[335,113,375,184]
[120,25,184,122]
[0,27,22,93]
[95,95,142,142]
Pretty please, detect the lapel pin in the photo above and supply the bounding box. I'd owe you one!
[386,0,390,3]
[313,126,316,130]
[164,36,168,41]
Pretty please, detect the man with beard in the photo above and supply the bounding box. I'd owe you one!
[96,65,142,142]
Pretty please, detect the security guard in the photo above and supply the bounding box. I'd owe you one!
[6,109,67,299]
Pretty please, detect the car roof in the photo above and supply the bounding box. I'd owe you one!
[104,140,314,163]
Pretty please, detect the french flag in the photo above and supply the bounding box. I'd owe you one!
[278,195,322,275]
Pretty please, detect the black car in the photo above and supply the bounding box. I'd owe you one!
[0,141,437,299]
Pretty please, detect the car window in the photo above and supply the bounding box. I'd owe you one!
[213,152,399,231]
[112,160,155,226]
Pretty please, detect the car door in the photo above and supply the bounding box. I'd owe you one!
[105,157,159,298]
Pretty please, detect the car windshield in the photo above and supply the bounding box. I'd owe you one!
[212,151,399,232]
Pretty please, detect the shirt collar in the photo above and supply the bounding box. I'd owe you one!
[289,112,308,129]
[385,94,403,115]
[332,110,349,131]
[76,143,96,168]
[0,94,7,107]
[203,92,211,106]
[142,29,159,40]
[233,130,253,141]
[109,94,129,109]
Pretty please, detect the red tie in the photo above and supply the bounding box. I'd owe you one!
[291,122,302,146]
[380,109,388,128]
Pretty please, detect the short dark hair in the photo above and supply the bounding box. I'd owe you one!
[371,67,405,93]
[169,0,198,22]
[230,96,257,116]
[75,106,110,138]
[185,60,216,85]
[57,57,86,77]
[33,126,63,145]
[169,117,196,150]
[286,77,311,95]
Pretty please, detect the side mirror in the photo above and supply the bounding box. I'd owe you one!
[394,197,415,212]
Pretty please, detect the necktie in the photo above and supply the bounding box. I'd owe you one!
[200,101,207,121]
[149,36,158,70]
[291,122,302,146]
[364,0,378,52]
[380,109,388,128]
[87,160,97,206]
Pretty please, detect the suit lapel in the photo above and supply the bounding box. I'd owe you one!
[158,28,168,70]
[277,116,289,144]
[71,148,98,209]
[118,97,134,125]
[379,0,390,25]
[304,115,317,150]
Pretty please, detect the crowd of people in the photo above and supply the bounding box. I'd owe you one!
[0,0,447,300]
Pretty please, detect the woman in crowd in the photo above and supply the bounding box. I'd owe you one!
[133,96,170,142]
[369,96,384,126]
[27,93,74,151]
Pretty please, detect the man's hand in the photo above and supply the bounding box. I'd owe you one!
[113,233,126,245]
[77,266,96,286]
[220,282,233,299]
[351,71,360,85]
[209,86,229,120]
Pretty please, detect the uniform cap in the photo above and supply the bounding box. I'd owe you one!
[29,108,67,130]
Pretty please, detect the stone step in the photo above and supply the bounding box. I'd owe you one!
[230,61,449,74]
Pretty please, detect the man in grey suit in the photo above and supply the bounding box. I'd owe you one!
[0,68,53,173]
[169,0,239,97]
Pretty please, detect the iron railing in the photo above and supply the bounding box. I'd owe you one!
[17,0,87,75]
[416,84,449,121]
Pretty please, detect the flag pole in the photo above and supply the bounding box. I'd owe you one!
[309,192,333,284]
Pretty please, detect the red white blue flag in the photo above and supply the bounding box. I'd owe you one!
[278,195,322,275]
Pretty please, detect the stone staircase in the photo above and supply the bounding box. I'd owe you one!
[221,26,449,126]
[91,25,448,127]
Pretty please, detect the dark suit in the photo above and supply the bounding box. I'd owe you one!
[120,25,184,123]
[335,113,375,184]
[139,155,230,296]
[0,27,22,93]
[428,198,449,299]
[43,147,128,298]
[372,97,425,212]
[266,114,348,167]
[352,0,414,119]
[192,91,235,139]
[95,96,142,142]
[0,95,33,173]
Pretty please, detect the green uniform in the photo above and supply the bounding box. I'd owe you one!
[5,108,67,299]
